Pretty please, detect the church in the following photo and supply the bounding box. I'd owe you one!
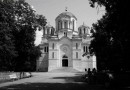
[36,10,96,72]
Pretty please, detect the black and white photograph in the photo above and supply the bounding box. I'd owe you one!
[0,0,130,90]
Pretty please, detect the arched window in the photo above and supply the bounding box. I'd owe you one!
[76,52,78,58]
[44,47,46,52]
[73,20,75,30]
[52,52,54,58]
[84,28,86,34]
[58,21,61,30]
[44,46,48,53]
[51,29,53,35]
[64,21,67,28]
[47,46,48,52]
[69,22,71,29]
[76,43,78,49]
[79,29,81,35]
[52,43,54,49]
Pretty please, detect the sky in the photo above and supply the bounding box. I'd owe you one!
[25,0,105,46]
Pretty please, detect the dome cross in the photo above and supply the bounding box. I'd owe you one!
[65,7,68,11]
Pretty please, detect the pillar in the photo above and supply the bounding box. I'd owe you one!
[67,21,69,29]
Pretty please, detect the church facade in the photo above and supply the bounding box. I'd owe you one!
[36,11,96,72]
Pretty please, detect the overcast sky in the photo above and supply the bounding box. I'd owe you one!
[26,0,105,45]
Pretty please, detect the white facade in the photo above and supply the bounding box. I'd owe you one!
[37,11,96,72]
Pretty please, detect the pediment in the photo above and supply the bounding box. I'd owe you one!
[60,36,71,42]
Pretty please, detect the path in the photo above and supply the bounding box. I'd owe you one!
[0,72,104,90]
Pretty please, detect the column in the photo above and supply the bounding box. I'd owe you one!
[49,28,51,34]
[67,21,69,29]
[73,20,74,30]
[43,29,45,35]
[69,21,70,29]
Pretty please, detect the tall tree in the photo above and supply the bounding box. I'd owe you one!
[0,0,18,71]
[0,0,46,71]
[89,0,130,71]
[13,0,46,71]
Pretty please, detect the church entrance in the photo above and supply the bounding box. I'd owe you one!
[62,55,68,67]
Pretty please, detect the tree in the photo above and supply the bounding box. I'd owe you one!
[13,0,46,71]
[0,0,18,71]
[0,0,46,71]
[89,0,130,71]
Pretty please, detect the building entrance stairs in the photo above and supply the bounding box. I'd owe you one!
[49,67,81,73]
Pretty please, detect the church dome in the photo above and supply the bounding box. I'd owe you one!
[55,10,77,32]
[79,23,89,28]
[78,23,90,36]
[56,11,77,20]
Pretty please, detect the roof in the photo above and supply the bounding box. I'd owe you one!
[56,11,77,20]
[46,24,53,28]
[79,23,90,29]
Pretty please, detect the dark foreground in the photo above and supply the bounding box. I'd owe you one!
[0,72,129,90]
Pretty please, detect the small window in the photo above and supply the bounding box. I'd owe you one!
[44,46,48,53]
[52,52,54,58]
[52,43,54,49]
[84,28,86,34]
[51,29,53,35]
[76,52,78,58]
[76,43,78,49]
[47,46,48,52]
[44,47,46,52]
[58,21,61,30]
[64,21,67,28]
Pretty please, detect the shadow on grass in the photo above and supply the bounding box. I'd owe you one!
[0,73,128,90]
[0,73,104,90]
[0,83,105,90]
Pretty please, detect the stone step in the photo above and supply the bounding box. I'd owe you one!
[49,67,80,73]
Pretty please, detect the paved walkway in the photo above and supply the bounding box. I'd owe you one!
[0,72,104,90]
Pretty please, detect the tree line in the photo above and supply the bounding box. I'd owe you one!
[0,0,46,71]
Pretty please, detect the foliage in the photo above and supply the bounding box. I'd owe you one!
[89,0,130,71]
[0,0,18,71]
[0,0,46,71]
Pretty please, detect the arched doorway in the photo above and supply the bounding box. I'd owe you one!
[62,55,68,67]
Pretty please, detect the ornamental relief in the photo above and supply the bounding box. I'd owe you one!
[62,47,67,52]
[60,44,70,54]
